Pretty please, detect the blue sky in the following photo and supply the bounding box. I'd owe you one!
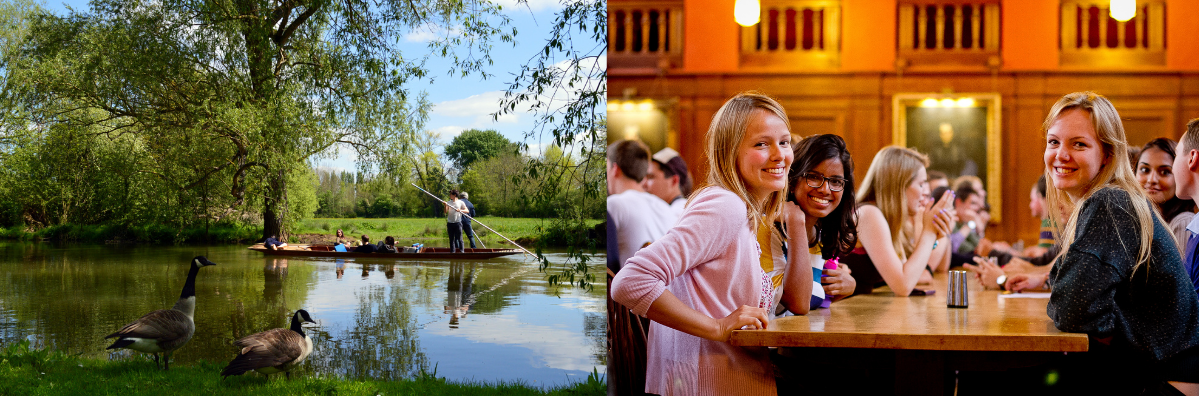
[40,0,603,172]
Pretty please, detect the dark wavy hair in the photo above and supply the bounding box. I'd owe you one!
[786,134,858,260]
[1140,137,1197,221]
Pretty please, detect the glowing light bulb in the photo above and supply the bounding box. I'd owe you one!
[1110,0,1135,22]
[638,101,654,111]
[940,98,956,107]
[622,102,635,112]
[956,98,976,107]
[921,98,939,107]
[734,0,760,27]
[607,102,619,112]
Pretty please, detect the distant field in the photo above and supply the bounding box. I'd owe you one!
[293,217,602,247]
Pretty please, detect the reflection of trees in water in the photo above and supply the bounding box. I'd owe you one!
[583,312,607,366]
[306,285,429,380]
[0,244,315,365]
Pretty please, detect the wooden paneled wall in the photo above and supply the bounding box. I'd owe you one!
[609,72,1199,244]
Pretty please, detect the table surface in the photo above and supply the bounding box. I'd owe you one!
[729,274,1090,352]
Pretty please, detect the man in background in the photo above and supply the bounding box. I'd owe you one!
[607,140,677,269]
[645,147,693,219]
[459,191,479,249]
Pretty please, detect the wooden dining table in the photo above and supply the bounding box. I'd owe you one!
[729,273,1090,395]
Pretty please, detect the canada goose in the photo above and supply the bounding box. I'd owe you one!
[220,309,316,379]
[105,256,217,370]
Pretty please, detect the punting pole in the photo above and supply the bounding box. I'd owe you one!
[410,183,535,257]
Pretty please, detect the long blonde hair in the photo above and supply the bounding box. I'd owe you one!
[1044,91,1161,274]
[698,91,791,230]
[856,146,930,259]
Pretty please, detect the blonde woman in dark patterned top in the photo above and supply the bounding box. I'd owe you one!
[1007,92,1199,395]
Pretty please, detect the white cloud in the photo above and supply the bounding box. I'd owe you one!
[434,125,466,138]
[405,24,463,43]
[431,91,529,127]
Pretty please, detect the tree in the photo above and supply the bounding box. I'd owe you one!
[493,0,606,290]
[1,0,515,238]
[443,129,514,172]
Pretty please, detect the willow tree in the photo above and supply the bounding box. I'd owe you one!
[2,0,512,238]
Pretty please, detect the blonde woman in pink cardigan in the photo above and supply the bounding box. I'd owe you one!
[612,92,812,395]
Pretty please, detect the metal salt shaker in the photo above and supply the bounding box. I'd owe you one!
[947,270,969,308]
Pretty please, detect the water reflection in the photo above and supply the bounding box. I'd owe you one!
[0,243,606,386]
[263,258,288,303]
[445,263,476,328]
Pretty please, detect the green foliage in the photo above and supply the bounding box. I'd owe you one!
[443,129,516,171]
[0,0,516,239]
[0,341,603,395]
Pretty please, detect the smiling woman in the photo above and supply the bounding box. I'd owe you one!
[611,91,811,395]
[1136,138,1197,251]
[1008,91,1199,395]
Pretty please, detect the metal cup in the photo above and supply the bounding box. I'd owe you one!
[947,270,969,308]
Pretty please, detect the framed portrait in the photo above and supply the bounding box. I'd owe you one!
[892,93,1002,222]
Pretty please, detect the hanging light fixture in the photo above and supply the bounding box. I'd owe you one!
[1110,0,1136,22]
[734,0,760,27]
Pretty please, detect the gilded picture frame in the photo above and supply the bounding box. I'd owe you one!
[892,93,1003,222]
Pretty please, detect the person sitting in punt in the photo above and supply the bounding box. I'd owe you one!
[353,235,377,253]
[1006,92,1199,395]
[612,91,811,395]
[840,146,955,296]
[264,235,288,250]
[377,236,398,253]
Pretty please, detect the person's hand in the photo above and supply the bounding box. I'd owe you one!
[962,256,1004,290]
[974,238,994,256]
[713,305,771,342]
[1022,245,1048,257]
[1006,273,1048,292]
[921,190,955,239]
[822,263,856,297]
[1003,257,1037,274]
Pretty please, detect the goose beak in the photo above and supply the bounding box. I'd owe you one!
[194,256,218,267]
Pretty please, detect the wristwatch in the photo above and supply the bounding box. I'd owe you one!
[996,274,1007,291]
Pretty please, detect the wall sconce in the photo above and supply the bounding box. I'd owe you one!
[1110,0,1136,22]
[734,0,760,27]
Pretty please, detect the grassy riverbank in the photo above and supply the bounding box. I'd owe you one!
[0,342,604,396]
[0,217,603,247]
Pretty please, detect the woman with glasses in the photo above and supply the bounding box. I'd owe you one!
[842,146,955,296]
[784,134,858,308]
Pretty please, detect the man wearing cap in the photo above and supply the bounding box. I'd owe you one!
[459,191,479,249]
[607,140,677,270]
[645,147,693,219]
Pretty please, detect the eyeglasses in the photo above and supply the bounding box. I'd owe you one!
[803,172,847,192]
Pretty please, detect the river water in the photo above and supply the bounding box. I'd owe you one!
[0,242,606,387]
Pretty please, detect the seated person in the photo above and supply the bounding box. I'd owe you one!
[353,235,377,253]
[264,235,288,250]
[377,236,398,253]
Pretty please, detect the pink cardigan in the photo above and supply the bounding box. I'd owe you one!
[611,186,775,396]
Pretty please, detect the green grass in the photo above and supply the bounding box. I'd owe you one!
[0,341,604,396]
[0,217,604,247]
[0,223,261,244]
[292,217,603,247]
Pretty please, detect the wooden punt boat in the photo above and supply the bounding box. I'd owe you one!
[248,244,525,260]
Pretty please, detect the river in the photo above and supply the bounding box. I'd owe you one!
[0,242,606,388]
